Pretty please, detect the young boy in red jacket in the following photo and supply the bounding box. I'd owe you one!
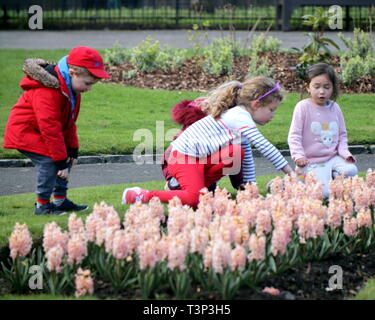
[4,47,110,215]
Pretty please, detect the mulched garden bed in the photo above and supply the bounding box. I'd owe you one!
[91,248,375,300]
[103,52,375,94]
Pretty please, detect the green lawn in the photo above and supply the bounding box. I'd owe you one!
[0,49,374,159]
[354,279,375,300]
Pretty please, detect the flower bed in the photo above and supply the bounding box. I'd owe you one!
[1,170,375,299]
[103,52,375,94]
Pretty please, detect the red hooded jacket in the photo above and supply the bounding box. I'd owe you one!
[3,66,81,162]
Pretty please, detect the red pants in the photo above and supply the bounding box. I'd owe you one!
[148,144,244,208]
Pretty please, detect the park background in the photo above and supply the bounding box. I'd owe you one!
[0,0,374,301]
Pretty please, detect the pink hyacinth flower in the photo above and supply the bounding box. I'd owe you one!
[9,223,33,260]
[248,233,266,262]
[67,233,88,265]
[75,268,94,298]
[230,245,247,271]
[262,287,280,296]
[46,245,64,273]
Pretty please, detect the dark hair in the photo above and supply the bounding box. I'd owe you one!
[306,63,339,101]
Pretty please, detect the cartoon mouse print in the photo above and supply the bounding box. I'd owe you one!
[310,121,338,147]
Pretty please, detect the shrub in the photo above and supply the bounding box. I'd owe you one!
[250,34,281,54]
[104,41,131,66]
[248,53,274,78]
[202,37,235,75]
[340,54,366,85]
[364,54,375,76]
[105,37,187,72]
[338,28,373,59]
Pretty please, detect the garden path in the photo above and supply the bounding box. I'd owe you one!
[0,30,353,50]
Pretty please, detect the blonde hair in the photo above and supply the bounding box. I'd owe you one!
[68,64,98,79]
[205,76,283,119]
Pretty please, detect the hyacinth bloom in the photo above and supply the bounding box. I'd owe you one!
[203,245,213,269]
[326,200,345,230]
[248,234,266,262]
[190,227,209,255]
[46,245,64,273]
[231,215,250,246]
[366,168,375,188]
[194,204,213,228]
[269,176,284,195]
[43,222,69,254]
[138,238,159,270]
[156,234,169,261]
[67,233,88,265]
[262,287,280,296]
[167,233,190,271]
[286,198,304,225]
[230,245,247,271]
[111,230,131,260]
[329,175,346,199]
[356,208,372,229]
[75,268,94,298]
[236,182,259,202]
[68,213,85,235]
[168,201,192,236]
[301,199,326,221]
[271,216,292,256]
[353,187,370,211]
[297,214,324,244]
[212,190,231,216]
[211,239,232,274]
[343,216,358,237]
[9,223,33,260]
[148,197,166,223]
[237,198,264,228]
[255,210,272,236]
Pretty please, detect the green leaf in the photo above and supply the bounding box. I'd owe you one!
[268,256,277,273]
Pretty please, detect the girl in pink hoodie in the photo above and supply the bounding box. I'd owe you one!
[288,63,358,197]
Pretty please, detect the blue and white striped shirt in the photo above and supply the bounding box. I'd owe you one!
[171,106,288,182]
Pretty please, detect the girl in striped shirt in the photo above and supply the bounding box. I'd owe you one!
[123,76,293,208]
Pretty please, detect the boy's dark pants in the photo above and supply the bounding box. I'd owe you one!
[19,150,69,201]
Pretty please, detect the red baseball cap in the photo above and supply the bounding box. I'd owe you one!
[67,46,110,79]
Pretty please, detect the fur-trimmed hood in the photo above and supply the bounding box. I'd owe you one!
[22,58,59,88]
[171,99,207,126]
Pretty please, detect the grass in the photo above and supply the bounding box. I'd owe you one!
[1,49,374,159]
[0,174,275,250]
[353,279,375,300]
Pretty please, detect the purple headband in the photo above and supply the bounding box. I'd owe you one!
[256,83,281,101]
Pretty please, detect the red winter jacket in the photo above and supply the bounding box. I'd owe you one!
[3,66,81,163]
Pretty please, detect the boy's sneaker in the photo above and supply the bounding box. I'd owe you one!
[122,187,150,205]
[55,198,89,212]
[34,203,67,215]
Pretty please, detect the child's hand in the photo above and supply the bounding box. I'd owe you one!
[57,168,69,180]
[346,155,356,163]
[295,157,309,167]
[281,164,293,175]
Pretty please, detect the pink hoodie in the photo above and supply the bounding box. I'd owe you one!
[288,98,352,164]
